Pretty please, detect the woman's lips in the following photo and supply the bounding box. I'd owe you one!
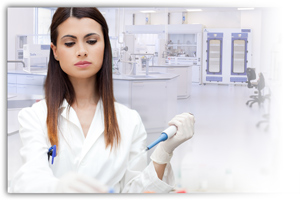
[74,61,92,68]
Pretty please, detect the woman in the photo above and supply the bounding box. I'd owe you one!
[10,7,194,193]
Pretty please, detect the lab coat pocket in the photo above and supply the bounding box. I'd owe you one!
[49,145,75,178]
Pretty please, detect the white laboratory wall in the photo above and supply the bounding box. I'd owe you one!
[7,8,35,62]
[241,10,262,77]
[134,13,147,25]
[187,11,241,28]
[259,8,282,81]
[103,9,117,37]
[169,12,182,25]
[151,12,168,25]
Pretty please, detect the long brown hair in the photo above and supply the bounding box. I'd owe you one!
[44,7,120,151]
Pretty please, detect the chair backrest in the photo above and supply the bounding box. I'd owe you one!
[246,68,256,81]
[246,68,256,88]
[257,73,265,91]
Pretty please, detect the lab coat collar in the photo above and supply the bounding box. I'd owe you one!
[59,99,105,163]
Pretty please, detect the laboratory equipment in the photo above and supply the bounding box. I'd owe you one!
[202,28,252,85]
[128,125,177,167]
[23,44,50,73]
[204,32,223,83]
[230,31,250,83]
[130,53,154,76]
[146,125,177,151]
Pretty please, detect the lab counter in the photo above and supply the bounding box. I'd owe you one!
[149,64,192,99]
[8,70,47,95]
[7,69,47,76]
[7,94,44,135]
[113,73,178,134]
[113,73,179,81]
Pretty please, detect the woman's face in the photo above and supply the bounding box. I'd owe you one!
[51,17,105,80]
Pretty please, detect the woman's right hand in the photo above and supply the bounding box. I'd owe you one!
[55,172,110,193]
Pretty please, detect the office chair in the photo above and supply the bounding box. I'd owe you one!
[246,68,258,106]
[246,68,256,89]
[246,72,266,107]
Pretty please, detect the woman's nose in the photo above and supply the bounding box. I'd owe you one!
[76,43,88,57]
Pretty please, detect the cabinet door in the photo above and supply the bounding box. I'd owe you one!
[17,84,44,95]
[7,74,17,84]
[167,67,188,97]
[8,84,17,94]
[131,81,167,132]
[16,74,46,86]
[192,65,200,83]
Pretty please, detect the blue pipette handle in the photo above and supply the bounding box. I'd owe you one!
[146,126,177,150]
[147,133,168,150]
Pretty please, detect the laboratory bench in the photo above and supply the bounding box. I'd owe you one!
[7,70,47,95]
[149,64,192,99]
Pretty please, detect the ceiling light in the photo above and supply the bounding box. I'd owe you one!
[237,8,255,11]
[140,10,156,13]
[186,9,203,12]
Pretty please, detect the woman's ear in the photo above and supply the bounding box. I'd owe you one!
[51,42,59,61]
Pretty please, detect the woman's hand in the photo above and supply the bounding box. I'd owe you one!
[55,172,110,193]
[151,113,195,165]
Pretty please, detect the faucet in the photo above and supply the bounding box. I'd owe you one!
[7,60,25,68]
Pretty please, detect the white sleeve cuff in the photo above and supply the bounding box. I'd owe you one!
[142,161,175,193]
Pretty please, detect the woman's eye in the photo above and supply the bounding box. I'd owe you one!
[87,40,97,45]
[65,42,75,47]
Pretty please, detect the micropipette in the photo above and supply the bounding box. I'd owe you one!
[145,125,177,151]
[127,125,177,168]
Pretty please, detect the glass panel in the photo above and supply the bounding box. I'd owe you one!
[208,39,221,73]
[232,40,245,73]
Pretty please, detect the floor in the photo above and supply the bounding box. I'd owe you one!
[166,83,281,193]
[7,82,281,193]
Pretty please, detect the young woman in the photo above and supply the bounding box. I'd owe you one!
[10,7,194,193]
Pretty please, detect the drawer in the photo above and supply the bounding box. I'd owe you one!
[17,84,44,95]
[16,74,46,86]
[8,84,17,94]
[7,74,17,84]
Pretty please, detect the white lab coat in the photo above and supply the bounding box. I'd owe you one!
[10,99,175,193]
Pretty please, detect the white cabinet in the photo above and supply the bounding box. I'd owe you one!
[150,66,192,99]
[192,65,201,83]
[7,73,46,95]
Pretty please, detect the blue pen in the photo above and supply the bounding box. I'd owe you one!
[47,145,57,164]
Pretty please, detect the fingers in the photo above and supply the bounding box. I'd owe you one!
[75,173,109,193]
[167,112,195,140]
[168,112,195,127]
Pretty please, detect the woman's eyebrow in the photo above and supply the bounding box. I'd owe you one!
[61,33,100,40]
[61,34,77,40]
[84,33,100,38]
